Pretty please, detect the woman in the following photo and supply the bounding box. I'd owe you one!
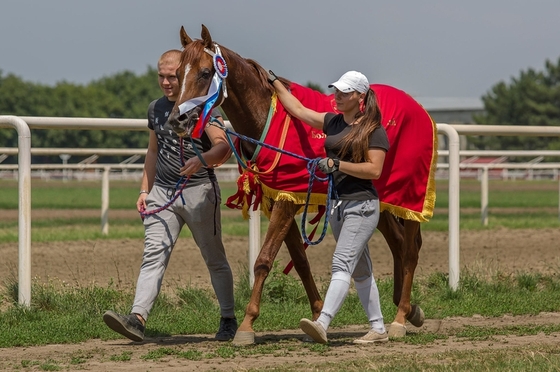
[269,70,390,344]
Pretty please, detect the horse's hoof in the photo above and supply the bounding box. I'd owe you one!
[232,331,255,345]
[406,304,425,327]
[388,322,407,338]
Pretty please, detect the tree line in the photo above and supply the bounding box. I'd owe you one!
[472,57,560,151]
[1,57,559,164]
[0,67,161,164]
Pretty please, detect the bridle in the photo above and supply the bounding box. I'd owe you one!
[176,43,228,136]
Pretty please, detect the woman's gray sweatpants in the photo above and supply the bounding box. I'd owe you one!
[131,182,235,321]
[328,199,380,281]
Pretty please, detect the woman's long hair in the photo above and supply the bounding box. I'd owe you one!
[336,88,382,163]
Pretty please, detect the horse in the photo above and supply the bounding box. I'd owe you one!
[167,25,437,345]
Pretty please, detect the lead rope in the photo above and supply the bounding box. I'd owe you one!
[140,137,190,219]
[208,119,337,246]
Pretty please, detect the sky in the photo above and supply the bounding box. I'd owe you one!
[1,0,558,107]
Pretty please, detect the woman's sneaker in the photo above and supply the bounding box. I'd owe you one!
[353,329,389,344]
[103,310,145,342]
[299,318,328,344]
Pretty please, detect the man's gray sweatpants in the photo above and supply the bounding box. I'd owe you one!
[131,182,235,321]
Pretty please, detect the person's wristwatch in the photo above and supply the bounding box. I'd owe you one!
[139,190,149,195]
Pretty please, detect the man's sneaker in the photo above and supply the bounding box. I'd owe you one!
[299,318,328,344]
[103,310,145,342]
[215,317,237,341]
[353,329,389,344]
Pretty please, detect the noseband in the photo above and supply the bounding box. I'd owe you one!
[177,43,228,118]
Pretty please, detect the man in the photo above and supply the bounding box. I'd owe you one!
[103,49,237,342]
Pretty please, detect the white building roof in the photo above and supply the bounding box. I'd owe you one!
[413,97,484,111]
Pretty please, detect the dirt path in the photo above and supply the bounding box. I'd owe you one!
[1,313,559,371]
[1,211,560,371]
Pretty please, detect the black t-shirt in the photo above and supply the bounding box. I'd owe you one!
[147,97,222,188]
[323,113,390,200]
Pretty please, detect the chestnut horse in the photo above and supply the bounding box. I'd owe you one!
[168,25,434,345]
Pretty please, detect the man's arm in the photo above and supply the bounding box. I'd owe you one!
[136,130,158,212]
[179,116,231,176]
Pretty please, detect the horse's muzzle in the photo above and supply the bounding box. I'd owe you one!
[167,107,201,137]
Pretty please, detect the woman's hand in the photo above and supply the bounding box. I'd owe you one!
[318,158,340,174]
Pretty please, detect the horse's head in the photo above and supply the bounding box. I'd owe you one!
[167,25,226,138]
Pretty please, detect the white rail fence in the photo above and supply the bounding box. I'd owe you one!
[3,116,560,305]
[3,160,557,232]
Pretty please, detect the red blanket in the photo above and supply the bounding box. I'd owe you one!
[226,83,437,222]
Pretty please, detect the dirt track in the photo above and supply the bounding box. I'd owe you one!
[2,216,559,289]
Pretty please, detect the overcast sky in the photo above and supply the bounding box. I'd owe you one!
[1,0,558,102]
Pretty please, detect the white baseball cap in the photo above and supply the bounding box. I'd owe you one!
[328,71,370,94]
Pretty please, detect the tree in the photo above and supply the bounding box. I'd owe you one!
[471,57,560,150]
[0,68,160,163]
[305,81,325,93]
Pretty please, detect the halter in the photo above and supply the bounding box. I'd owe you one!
[177,43,228,139]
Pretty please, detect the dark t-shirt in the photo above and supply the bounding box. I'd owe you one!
[147,97,222,188]
[323,113,390,200]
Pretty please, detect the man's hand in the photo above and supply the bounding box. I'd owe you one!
[136,193,148,213]
[318,158,340,174]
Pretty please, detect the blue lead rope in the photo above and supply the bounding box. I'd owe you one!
[209,121,336,246]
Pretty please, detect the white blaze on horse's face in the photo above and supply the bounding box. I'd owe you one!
[179,63,191,102]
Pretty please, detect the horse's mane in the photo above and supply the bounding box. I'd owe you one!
[182,38,292,94]
[245,58,292,93]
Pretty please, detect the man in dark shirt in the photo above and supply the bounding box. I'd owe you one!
[103,49,236,342]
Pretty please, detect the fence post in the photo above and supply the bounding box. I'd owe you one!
[0,116,32,306]
[481,166,489,226]
[101,166,110,235]
[437,124,461,291]
[248,204,260,288]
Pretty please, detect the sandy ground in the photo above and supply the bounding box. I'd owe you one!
[2,209,559,288]
[1,209,560,370]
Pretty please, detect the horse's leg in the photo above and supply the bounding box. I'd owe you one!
[377,211,424,337]
[283,218,323,319]
[377,211,405,316]
[233,201,299,345]
[402,220,424,325]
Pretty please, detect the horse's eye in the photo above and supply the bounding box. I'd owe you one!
[200,69,212,80]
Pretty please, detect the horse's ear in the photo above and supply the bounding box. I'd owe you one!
[180,26,193,48]
[201,24,213,48]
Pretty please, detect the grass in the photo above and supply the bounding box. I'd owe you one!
[0,178,559,243]
[1,178,558,210]
[1,268,559,349]
[0,179,242,210]
[1,268,560,370]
